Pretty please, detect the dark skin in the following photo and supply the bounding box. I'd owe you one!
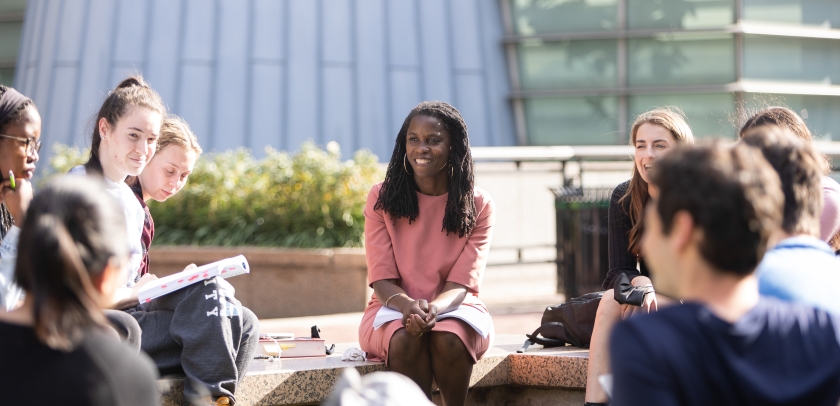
[0,106,41,224]
[372,114,474,406]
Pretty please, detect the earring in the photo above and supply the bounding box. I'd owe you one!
[403,154,412,175]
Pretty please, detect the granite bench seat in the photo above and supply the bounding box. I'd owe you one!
[159,334,589,406]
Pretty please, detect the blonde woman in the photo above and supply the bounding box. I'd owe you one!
[117,116,258,406]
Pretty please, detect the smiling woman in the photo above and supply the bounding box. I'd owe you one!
[359,101,495,406]
[584,107,695,405]
[68,75,166,289]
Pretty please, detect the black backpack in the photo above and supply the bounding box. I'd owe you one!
[518,274,651,352]
[518,291,603,352]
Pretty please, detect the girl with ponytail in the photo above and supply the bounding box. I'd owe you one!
[0,177,158,405]
[69,75,165,288]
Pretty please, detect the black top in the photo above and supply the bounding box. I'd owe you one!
[603,180,649,290]
[610,298,840,406]
[0,321,159,405]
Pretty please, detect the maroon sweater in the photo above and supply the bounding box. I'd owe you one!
[130,183,155,277]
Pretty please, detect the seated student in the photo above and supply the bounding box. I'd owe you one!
[0,177,159,405]
[610,142,840,406]
[359,101,495,406]
[740,107,840,252]
[72,77,256,405]
[123,116,259,406]
[0,85,40,310]
[586,108,694,405]
[126,116,203,276]
[740,127,840,315]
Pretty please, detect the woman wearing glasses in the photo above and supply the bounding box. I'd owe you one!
[0,85,41,310]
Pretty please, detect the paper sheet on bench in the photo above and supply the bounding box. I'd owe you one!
[373,305,492,338]
[137,255,250,303]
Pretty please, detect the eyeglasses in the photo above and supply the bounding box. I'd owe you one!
[0,133,41,156]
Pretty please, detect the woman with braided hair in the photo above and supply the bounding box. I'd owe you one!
[0,85,41,310]
[358,101,496,406]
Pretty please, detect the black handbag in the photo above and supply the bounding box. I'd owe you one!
[518,291,603,352]
[518,273,653,353]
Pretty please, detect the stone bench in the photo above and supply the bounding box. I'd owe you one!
[159,334,588,406]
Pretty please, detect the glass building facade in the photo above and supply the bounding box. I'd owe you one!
[503,0,840,144]
[0,0,26,86]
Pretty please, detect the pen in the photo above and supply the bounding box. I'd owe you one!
[8,171,14,191]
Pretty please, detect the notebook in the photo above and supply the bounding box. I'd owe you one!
[137,255,250,303]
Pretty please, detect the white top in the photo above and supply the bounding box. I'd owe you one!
[69,165,145,287]
[0,225,22,310]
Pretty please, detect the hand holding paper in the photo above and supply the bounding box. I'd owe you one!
[137,255,249,303]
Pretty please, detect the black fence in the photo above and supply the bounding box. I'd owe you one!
[553,187,613,299]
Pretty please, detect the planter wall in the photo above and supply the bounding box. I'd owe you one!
[148,246,370,319]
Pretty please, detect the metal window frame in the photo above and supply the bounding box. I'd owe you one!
[501,0,840,144]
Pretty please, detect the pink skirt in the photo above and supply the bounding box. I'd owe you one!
[358,303,493,365]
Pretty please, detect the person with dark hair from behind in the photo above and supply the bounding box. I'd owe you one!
[740,106,840,253]
[0,85,40,310]
[0,177,159,405]
[740,127,840,315]
[610,142,840,406]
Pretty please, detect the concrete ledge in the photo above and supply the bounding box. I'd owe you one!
[159,334,588,406]
[148,247,369,319]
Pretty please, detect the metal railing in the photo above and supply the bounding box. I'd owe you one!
[473,144,840,269]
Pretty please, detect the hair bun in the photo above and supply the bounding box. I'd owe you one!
[116,76,148,90]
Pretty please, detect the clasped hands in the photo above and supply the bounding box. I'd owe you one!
[401,298,438,337]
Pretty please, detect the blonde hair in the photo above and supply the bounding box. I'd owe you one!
[621,107,695,257]
[157,115,202,156]
[125,116,201,189]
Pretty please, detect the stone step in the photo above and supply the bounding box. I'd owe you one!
[159,334,588,406]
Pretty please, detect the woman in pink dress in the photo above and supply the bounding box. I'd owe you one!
[358,101,495,406]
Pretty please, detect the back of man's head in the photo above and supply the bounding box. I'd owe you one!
[740,127,825,237]
[650,142,783,276]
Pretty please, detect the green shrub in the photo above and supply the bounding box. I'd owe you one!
[44,141,384,248]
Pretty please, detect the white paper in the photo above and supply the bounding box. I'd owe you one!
[373,304,492,338]
[137,255,250,303]
[599,374,613,398]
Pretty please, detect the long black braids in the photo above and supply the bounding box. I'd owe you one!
[374,101,477,238]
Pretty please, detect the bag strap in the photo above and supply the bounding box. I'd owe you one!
[518,322,568,353]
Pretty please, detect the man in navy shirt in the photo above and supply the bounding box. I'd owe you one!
[741,127,840,315]
[610,141,840,406]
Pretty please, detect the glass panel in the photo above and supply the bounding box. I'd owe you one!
[629,93,736,138]
[518,39,618,90]
[628,34,735,87]
[628,0,734,29]
[0,21,23,61]
[743,0,840,29]
[744,36,840,85]
[510,0,619,35]
[744,94,840,141]
[0,0,27,15]
[525,97,620,145]
[0,68,14,87]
